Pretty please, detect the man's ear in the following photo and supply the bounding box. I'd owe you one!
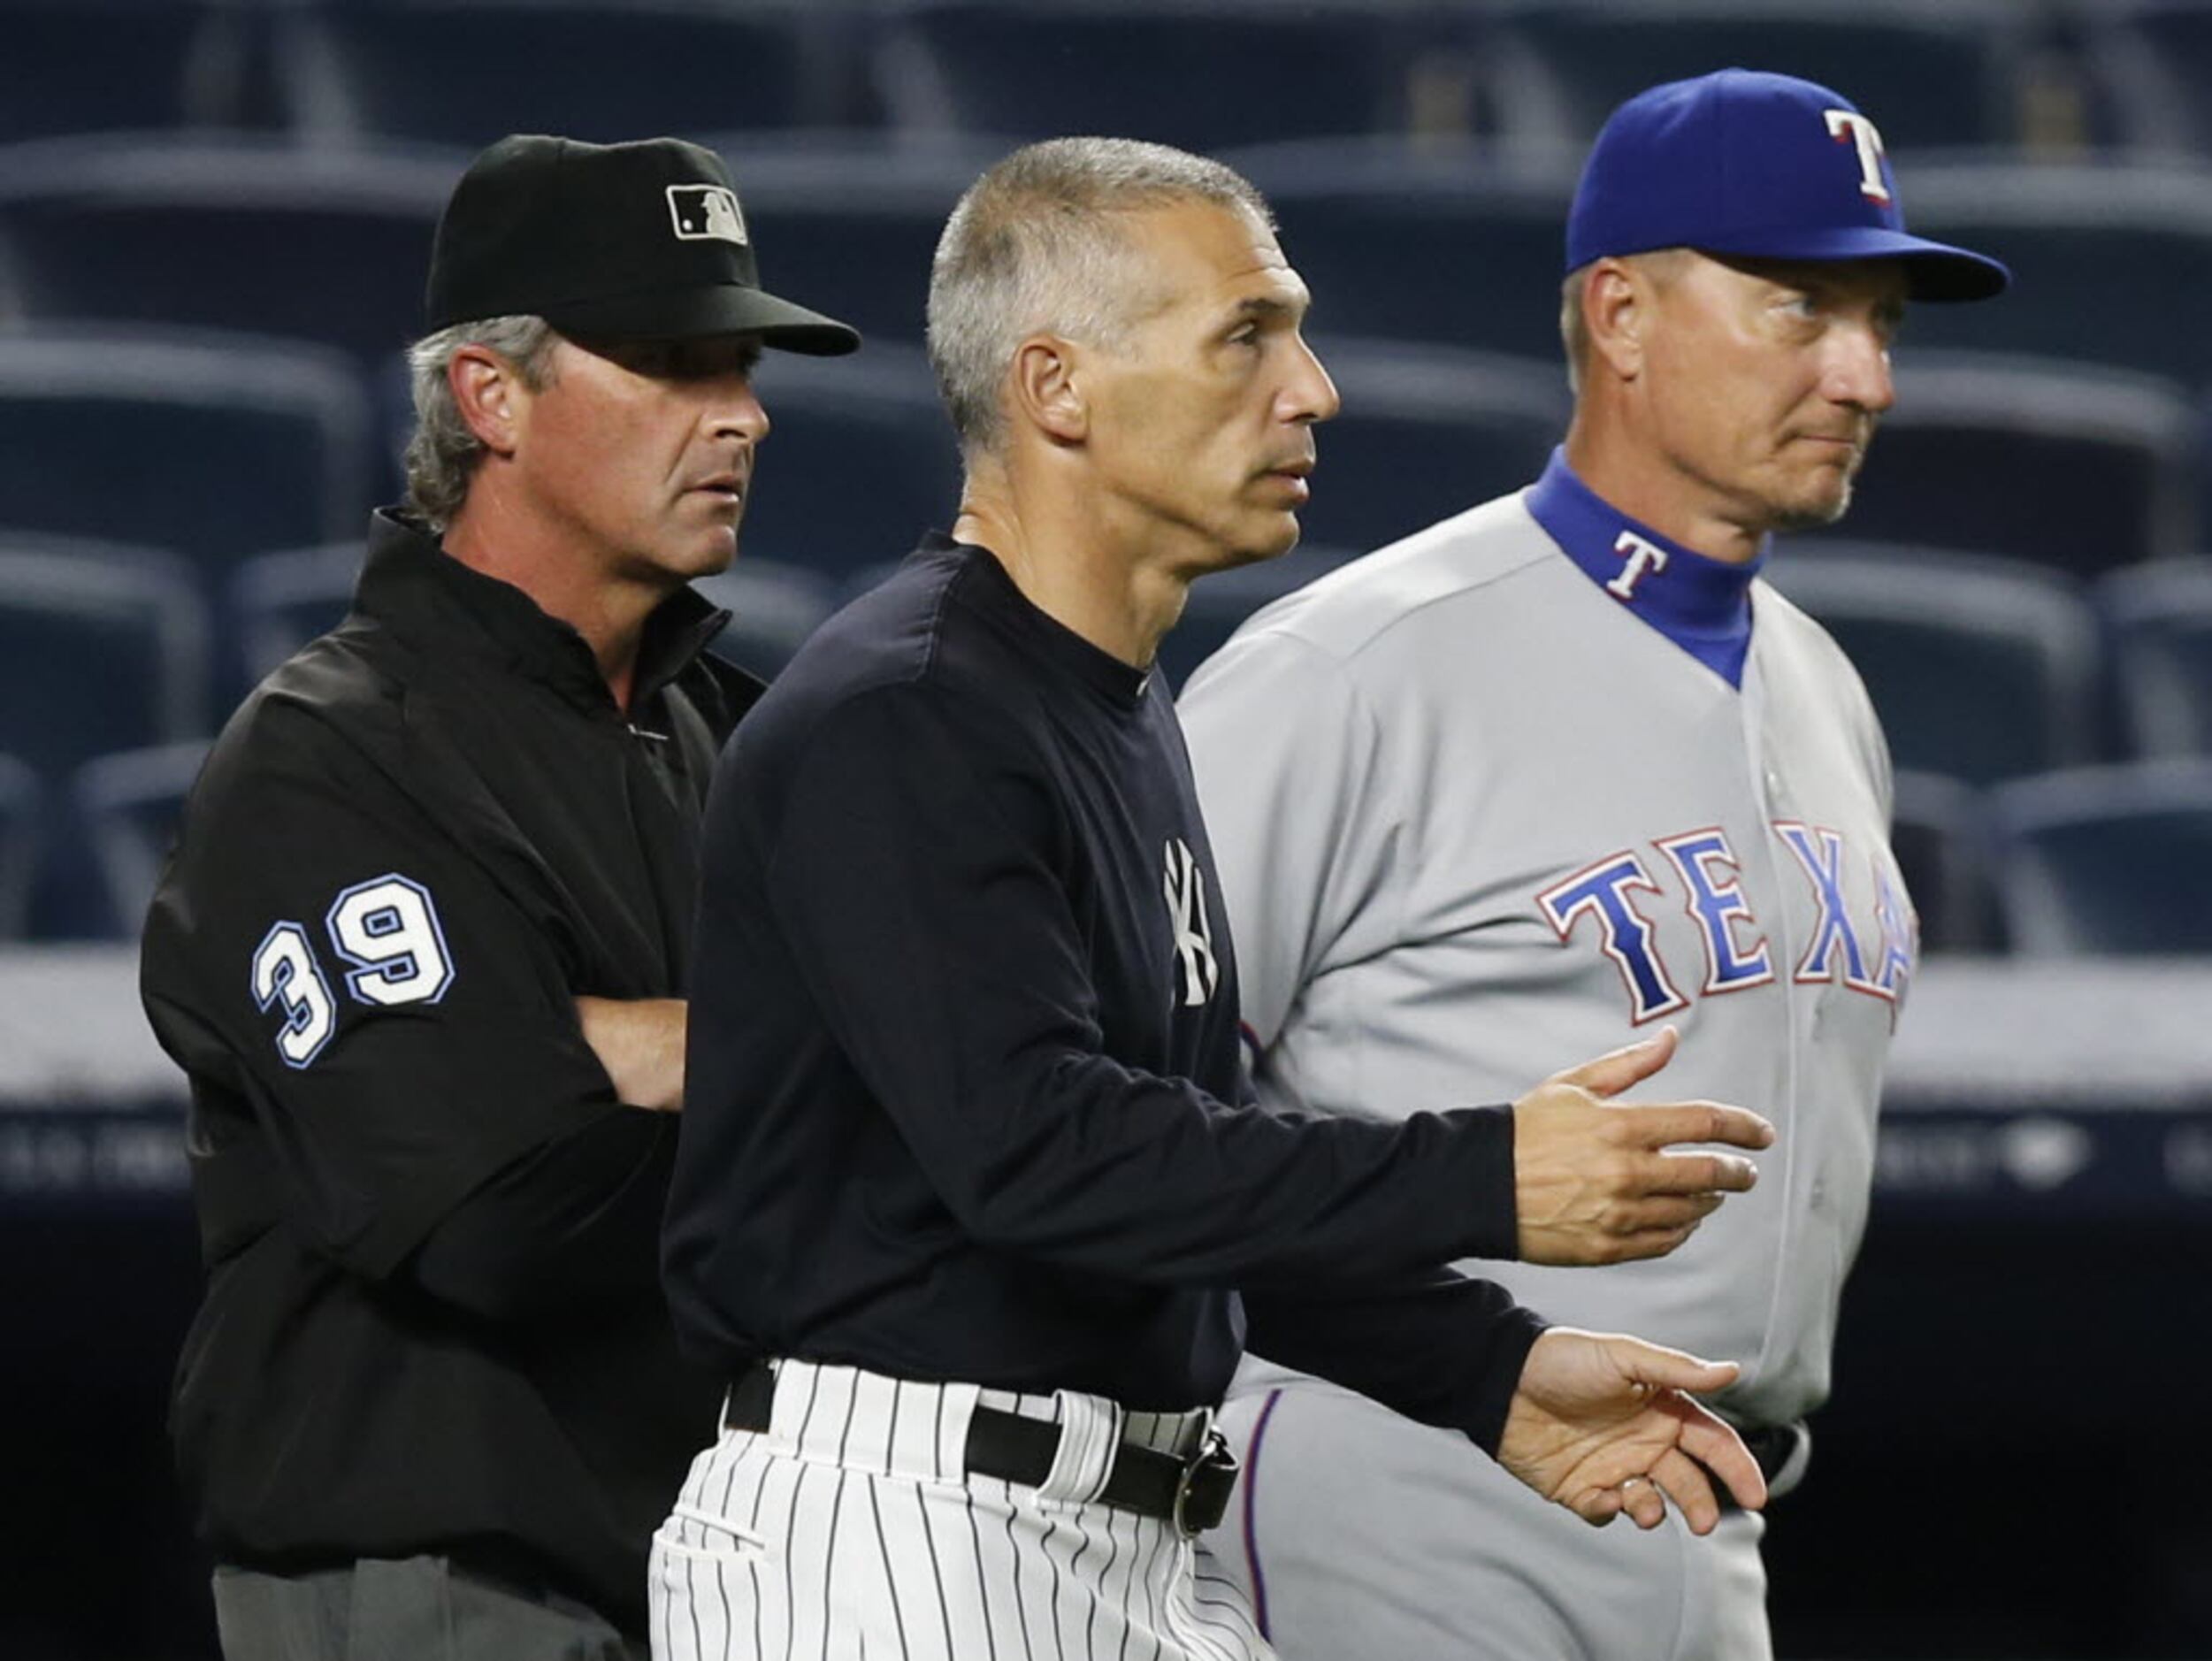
[1583,258,1652,383]
[448,344,532,457]
[1008,334,1088,446]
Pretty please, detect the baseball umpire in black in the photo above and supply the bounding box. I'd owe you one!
[141,134,856,1659]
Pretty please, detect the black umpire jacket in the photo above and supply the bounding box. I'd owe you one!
[141,509,757,1634]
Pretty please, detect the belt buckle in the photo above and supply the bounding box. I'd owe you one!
[1170,1422,1238,1538]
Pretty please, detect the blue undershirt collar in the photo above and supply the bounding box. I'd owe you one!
[1524,448,1765,689]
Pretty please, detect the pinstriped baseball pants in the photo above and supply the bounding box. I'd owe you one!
[648,1360,1274,1661]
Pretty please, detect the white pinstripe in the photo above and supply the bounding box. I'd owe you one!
[650,1361,1272,1661]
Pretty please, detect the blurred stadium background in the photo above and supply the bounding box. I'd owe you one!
[2,0,2208,1655]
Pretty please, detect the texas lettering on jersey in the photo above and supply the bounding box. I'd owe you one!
[1537,822,1914,1024]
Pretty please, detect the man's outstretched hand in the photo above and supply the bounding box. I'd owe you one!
[1512,1027,1774,1265]
[1496,1327,1767,1535]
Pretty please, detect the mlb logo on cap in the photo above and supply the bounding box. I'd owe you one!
[668,184,748,247]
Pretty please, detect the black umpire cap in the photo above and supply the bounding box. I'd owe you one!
[426,134,861,355]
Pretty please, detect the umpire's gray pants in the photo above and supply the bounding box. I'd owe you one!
[211,1555,647,1661]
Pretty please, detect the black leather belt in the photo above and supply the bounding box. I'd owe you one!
[1716,1421,1806,1512]
[724,1363,1239,1535]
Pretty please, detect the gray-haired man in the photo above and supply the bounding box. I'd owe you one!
[142,134,855,1659]
[1180,69,2008,1661]
[653,135,1772,1661]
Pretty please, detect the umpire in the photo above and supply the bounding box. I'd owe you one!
[141,134,855,1659]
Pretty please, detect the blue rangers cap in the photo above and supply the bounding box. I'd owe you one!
[1565,68,2009,302]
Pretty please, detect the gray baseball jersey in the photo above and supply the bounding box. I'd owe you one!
[1176,455,1910,1660]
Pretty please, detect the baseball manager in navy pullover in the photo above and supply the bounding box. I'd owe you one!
[659,138,1774,1661]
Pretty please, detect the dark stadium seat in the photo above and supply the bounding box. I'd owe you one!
[2101,559,2212,760]
[737,343,962,580]
[228,543,364,693]
[0,136,457,367]
[1487,0,2034,151]
[693,560,840,683]
[1899,163,2212,393]
[0,537,213,786]
[69,740,211,939]
[1988,758,2212,953]
[1158,544,1359,693]
[1889,769,1998,954]
[1301,337,1568,553]
[1228,142,1579,357]
[876,2,1456,152]
[1,532,212,938]
[0,328,375,574]
[273,0,857,149]
[0,535,212,781]
[2084,0,2212,157]
[0,1,259,146]
[0,754,38,940]
[1764,545,2101,787]
[1813,355,2201,576]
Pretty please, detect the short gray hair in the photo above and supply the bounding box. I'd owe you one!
[1560,249,1692,397]
[927,137,1273,459]
[402,314,559,531]
[1560,268,1590,396]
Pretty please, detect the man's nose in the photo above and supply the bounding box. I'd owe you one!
[1826,324,1895,415]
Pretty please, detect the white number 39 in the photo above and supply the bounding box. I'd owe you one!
[249,873,455,1066]
[326,875,455,1007]
[250,922,336,1069]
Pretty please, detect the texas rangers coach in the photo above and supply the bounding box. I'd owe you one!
[1178,70,2009,1661]
[140,134,856,1657]
[654,135,1776,1661]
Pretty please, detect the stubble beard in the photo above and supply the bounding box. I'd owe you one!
[1762,450,1864,533]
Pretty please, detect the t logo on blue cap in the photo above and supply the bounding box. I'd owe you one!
[1823,111,1891,204]
[1564,68,2009,302]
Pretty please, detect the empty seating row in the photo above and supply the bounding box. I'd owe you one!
[1,320,2203,592]
[1766,546,2212,791]
[14,734,2210,955]
[17,131,2212,402]
[1,0,862,150]
[0,326,377,567]
[0,738,210,939]
[0,0,2097,156]
[1895,760,2212,954]
[13,521,2212,813]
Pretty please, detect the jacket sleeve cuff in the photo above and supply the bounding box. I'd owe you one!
[1462,1304,1549,1458]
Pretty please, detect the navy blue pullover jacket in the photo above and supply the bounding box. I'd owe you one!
[666,538,1544,1452]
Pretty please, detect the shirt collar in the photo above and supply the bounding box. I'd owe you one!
[357,509,730,716]
[924,531,1153,710]
[1523,448,1764,688]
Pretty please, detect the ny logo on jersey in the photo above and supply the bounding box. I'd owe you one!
[1162,837,1220,1007]
[1536,823,1913,1025]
